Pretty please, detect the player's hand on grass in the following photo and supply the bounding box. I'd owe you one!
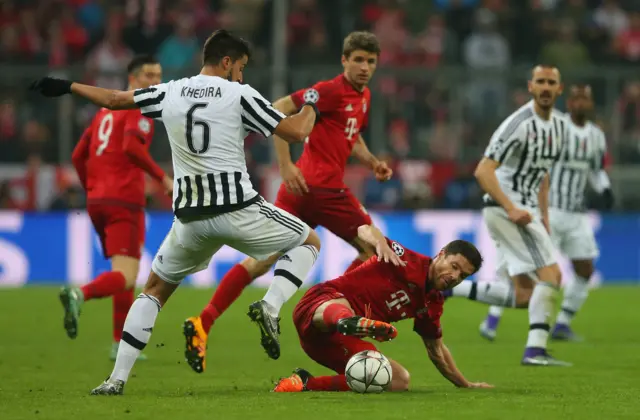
[375,241,406,267]
[162,176,174,196]
[467,382,494,389]
[373,161,393,182]
[507,208,532,226]
[280,162,308,196]
[29,77,73,97]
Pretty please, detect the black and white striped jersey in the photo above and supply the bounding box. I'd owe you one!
[133,75,285,218]
[483,100,564,208]
[549,119,607,212]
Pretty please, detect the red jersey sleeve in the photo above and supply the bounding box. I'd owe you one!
[72,124,92,189]
[122,111,165,182]
[413,291,444,339]
[290,79,341,113]
[123,111,154,145]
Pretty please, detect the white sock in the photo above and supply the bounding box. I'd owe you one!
[488,306,504,317]
[556,274,590,326]
[453,280,515,307]
[526,282,558,349]
[110,293,161,383]
[263,245,318,317]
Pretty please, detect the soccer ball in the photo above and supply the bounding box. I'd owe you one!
[345,350,393,394]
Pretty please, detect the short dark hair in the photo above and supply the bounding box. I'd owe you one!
[531,64,561,80]
[127,54,158,74]
[202,29,251,66]
[342,31,381,58]
[442,240,483,274]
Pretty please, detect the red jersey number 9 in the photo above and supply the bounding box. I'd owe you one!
[96,112,114,156]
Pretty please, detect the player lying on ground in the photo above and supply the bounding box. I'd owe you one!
[273,225,493,392]
[454,85,612,342]
[59,55,172,360]
[31,30,323,395]
[447,65,571,366]
[183,31,394,367]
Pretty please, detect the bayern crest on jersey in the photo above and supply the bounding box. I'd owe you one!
[362,98,367,113]
[303,88,320,104]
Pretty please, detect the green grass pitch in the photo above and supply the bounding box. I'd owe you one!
[1,286,639,420]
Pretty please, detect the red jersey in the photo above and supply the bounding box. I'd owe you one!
[324,239,444,339]
[290,74,371,189]
[73,108,162,208]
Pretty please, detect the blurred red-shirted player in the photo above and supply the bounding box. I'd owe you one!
[272,225,493,392]
[59,55,173,360]
[183,31,394,372]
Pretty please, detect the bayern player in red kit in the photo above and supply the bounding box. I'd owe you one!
[184,31,392,370]
[273,225,493,392]
[59,55,173,359]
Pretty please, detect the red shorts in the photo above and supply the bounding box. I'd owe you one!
[87,203,145,259]
[292,284,377,374]
[275,185,372,243]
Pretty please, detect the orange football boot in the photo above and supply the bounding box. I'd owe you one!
[273,368,312,392]
[183,316,208,373]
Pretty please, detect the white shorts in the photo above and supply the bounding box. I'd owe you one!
[152,199,310,284]
[483,206,556,276]
[549,208,599,260]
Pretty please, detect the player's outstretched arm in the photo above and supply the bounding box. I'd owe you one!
[71,83,136,110]
[423,338,493,389]
[29,77,136,110]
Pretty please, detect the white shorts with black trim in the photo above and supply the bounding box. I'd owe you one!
[482,206,556,276]
[152,198,310,284]
[549,208,599,261]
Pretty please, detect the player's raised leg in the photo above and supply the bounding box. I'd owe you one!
[184,255,274,373]
[551,259,593,341]
[274,298,403,393]
[248,228,321,360]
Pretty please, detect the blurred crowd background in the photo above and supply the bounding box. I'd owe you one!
[1,0,640,212]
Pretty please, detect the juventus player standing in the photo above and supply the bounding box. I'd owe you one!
[30,30,322,395]
[476,85,612,342]
[455,65,571,366]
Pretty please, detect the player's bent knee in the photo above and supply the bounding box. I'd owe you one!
[572,259,594,279]
[142,270,180,306]
[537,264,562,286]
[303,229,321,251]
[514,287,533,308]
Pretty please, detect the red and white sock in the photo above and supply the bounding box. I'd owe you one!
[200,264,253,333]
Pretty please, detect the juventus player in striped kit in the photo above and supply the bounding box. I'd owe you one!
[445,65,571,366]
[476,85,612,342]
[30,30,323,394]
